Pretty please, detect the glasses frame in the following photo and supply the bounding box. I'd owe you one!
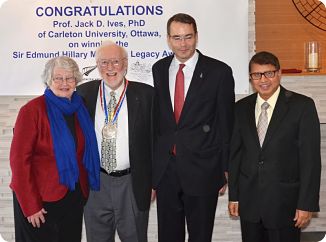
[169,34,195,42]
[52,76,76,84]
[249,70,279,80]
[97,58,126,69]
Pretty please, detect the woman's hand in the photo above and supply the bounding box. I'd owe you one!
[27,208,47,228]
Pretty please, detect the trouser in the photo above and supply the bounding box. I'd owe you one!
[240,219,301,242]
[13,183,85,242]
[156,157,218,242]
[84,172,149,242]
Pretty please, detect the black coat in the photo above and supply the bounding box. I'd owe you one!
[228,86,321,229]
[152,50,235,195]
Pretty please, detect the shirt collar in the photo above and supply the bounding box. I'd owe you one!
[172,50,199,69]
[102,79,125,97]
[256,86,280,109]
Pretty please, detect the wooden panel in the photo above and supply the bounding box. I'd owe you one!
[255,0,326,72]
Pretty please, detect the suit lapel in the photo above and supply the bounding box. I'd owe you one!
[262,87,289,148]
[84,80,101,123]
[161,56,176,125]
[126,82,140,148]
[246,93,261,148]
[178,51,205,124]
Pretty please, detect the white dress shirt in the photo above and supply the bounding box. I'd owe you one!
[94,80,130,170]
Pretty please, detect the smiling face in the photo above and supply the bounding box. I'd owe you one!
[167,21,198,63]
[250,63,281,100]
[49,67,76,99]
[96,44,127,90]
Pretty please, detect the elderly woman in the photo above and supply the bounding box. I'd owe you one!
[9,56,100,242]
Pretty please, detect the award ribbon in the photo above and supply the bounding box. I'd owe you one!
[100,79,128,125]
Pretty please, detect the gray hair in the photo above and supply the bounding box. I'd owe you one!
[95,40,128,62]
[41,56,82,87]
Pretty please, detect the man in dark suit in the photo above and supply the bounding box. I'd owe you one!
[228,51,321,242]
[152,13,235,242]
[77,41,154,242]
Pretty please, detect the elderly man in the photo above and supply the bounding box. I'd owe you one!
[77,40,154,242]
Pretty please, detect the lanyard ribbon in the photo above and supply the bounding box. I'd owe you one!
[100,79,128,124]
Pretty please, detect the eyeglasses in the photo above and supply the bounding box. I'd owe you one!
[169,34,194,42]
[52,76,76,84]
[98,58,126,68]
[250,70,279,80]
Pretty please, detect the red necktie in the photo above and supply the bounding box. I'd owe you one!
[174,64,185,123]
[172,64,185,155]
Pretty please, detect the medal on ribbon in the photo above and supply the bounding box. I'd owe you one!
[100,80,128,139]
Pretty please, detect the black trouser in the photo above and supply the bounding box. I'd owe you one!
[156,156,218,242]
[13,184,85,242]
[240,219,301,242]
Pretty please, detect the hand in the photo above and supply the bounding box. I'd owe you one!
[228,202,239,217]
[219,172,229,196]
[219,184,227,196]
[224,171,229,182]
[293,209,312,228]
[27,208,47,228]
[151,189,156,202]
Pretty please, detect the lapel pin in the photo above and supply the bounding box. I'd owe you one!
[200,73,203,78]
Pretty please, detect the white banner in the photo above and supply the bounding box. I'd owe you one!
[0,0,249,95]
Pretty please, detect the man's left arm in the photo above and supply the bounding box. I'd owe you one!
[296,98,321,227]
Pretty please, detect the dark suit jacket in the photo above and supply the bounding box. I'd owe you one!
[152,50,235,196]
[228,86,321,229]
[77,80,154,211]
[10,96,89,217]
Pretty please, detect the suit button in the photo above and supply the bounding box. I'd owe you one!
[259,161,264,165]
